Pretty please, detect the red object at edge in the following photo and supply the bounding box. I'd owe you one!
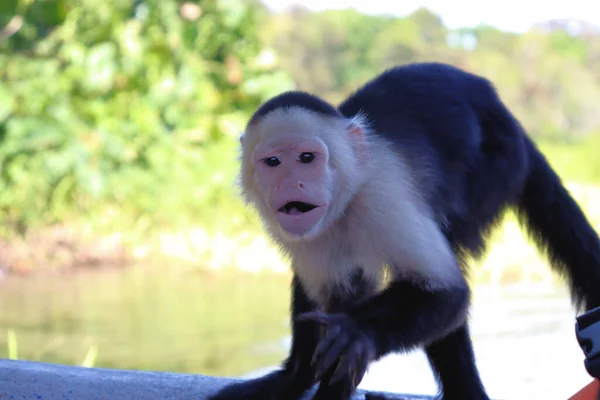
[569,379,600,400]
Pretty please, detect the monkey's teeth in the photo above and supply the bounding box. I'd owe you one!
[288,207,302,215]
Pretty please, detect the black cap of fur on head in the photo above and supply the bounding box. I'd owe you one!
[248,91,344,126]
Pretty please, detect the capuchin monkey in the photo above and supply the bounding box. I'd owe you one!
[208,62,600,400]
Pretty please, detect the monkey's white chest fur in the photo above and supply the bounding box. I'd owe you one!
[286,224,386,307]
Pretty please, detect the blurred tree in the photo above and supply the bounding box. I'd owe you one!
[409,7,447,44]
[261,7,391,103]
[264,6,600,142]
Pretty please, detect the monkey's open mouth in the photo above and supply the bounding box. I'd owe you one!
[279,201,318,215]
[275,200,327,236]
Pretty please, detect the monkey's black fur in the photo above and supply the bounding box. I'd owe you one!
[338,62,600,311]
[209,62,600,400]
[248,90,343,126]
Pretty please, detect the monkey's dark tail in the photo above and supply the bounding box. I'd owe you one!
[515,137,600,313]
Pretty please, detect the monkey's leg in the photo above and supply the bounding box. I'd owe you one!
[297,279,474,400]
[424,323,489,400]
[208,275,319,400]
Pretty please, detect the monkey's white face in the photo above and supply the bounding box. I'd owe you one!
[239,107,369,243]
[250,134,336,240]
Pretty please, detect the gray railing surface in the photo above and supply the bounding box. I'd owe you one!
[0,359,433,399]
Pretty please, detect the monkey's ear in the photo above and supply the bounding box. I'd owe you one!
[348,122,364,140]
[347,121,369,162]
[239,132,246,146]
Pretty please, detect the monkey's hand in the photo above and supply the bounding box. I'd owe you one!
[296,311,377,388]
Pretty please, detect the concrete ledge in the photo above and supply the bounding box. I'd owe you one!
[0,359,433,399]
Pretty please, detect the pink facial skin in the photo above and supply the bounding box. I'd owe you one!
[252,136,332,238]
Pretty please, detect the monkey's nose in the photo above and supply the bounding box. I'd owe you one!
[297,182,304,189]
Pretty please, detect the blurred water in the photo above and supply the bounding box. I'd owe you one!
[245,283,591,400]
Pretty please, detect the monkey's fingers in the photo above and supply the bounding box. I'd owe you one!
[329,340,369,386]
[312,323,342,364]
[313,331,350,380]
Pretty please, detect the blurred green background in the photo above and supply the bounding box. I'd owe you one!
[1,0,599,398]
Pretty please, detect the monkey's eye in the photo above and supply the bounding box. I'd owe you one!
[263,157,280,167]
[298,152,315,164]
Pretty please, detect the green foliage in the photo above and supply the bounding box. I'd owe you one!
[0,0,293,237]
